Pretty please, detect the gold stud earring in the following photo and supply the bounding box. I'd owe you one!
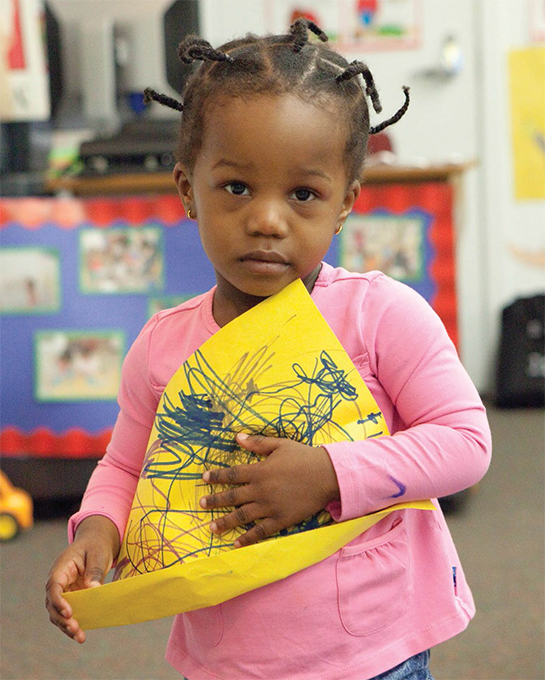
[187,208,194,220]
[335,223,344,235]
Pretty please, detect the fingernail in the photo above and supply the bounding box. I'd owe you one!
[89,581,101,588]
[199,497,207,508]
[210,522,218,533]
[202,471,210,482]
[237,432,249,441]
[61,609,70,618]
[233,539,241,548]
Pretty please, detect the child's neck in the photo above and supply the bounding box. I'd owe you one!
[212,264,322,327]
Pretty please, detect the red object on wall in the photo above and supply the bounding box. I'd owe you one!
[0,427,112,458]
[0,195,187,229]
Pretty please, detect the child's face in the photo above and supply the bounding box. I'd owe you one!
[175,93,360,323]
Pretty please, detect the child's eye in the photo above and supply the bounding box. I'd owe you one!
[290,188,316,202]
[225,182,250,196]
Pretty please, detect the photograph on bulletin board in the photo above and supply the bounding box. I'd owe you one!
[148,295,197,318]
[339,212,426,283]
[0,247,61,315]
[79,227,164,294]
[34,330,125,402]
[266,0,421,51]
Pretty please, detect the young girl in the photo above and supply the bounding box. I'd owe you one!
[46,20,491,680]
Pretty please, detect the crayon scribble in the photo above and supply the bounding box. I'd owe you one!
[115,345,385,580]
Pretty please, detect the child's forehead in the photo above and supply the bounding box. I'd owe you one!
[203,92,346,138]
[201,93,347,157]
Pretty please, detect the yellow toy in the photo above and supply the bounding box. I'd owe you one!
[0,471,33,541]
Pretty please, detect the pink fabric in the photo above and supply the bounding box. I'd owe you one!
[69,263,491,680]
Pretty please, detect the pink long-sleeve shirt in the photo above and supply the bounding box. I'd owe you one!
[70,263,491,680]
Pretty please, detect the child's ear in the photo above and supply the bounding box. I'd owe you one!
[173,162,194,209]
[338,180,361,223]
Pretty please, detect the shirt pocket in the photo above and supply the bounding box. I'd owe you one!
[183,603,224,648]
[336,519,410,637]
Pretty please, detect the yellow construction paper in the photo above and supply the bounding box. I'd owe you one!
[66,500,434,630]
[65,278,434,629]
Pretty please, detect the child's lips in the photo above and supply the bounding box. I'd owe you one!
[240,251,290,274]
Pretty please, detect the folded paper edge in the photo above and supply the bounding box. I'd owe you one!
[66,500,434,630]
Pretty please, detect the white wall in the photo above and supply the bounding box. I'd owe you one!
[479,0,545,391]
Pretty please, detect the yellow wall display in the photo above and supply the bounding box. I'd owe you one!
[66,279,434,629]
[509,46,545,200]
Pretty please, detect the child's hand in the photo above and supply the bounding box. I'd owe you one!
[45,516,120,643]
[200,433,340,547]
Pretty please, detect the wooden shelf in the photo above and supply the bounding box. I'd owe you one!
[46,161,478,197]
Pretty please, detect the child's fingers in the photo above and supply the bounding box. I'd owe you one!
[54,614,86,644]
[208,502,262,535]
[45,579,72,618]
[236,432,281,454]
[233,518,280,548]
[199,482,254,510]
[203,463,254,486]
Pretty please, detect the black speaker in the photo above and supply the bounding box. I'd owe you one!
[163,0,200,95]
[496,294,545,408]
[44,2,64,120]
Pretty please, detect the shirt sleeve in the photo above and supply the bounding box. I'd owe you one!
[68,316,161,543]
[324,275,492,521]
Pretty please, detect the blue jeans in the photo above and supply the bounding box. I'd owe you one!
[371,650,433,680]
[182,650,434,680]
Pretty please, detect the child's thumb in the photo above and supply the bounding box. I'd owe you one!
[86,566,106,588]
[235,432,280,455]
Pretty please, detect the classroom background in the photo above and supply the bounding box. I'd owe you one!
[0,1,544,679]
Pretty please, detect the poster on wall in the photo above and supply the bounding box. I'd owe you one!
[508,46,545,200]
[0,247,61,314]
[79,227,164,294]
[34,330,125,402]
[339,212,426,283]
[266,0,421,51]
[0,0,50,121]
[530,0,545,42]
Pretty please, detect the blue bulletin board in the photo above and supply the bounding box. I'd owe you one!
[0,184,454,460]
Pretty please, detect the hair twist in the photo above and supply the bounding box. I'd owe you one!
[289,17,328,52]
[369,86,410,134]
[143,88,183,112]
[336,60,382,113]
[178,35,234,64]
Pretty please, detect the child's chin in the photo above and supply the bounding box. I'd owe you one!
[240,278,294,299]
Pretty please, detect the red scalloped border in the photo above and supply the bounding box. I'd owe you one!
[354,182,457,348]
[0,195,187,229]
[0,427,112,458]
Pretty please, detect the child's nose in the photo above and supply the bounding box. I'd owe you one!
[245,200,289,238]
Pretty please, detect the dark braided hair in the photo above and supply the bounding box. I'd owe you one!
[145,19,410,182]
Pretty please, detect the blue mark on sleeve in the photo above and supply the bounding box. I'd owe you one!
[388,475,407,498]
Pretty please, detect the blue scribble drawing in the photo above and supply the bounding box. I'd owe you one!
[114,343,385,579]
